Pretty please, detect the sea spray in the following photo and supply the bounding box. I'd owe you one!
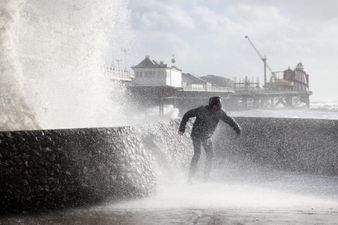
[0,0,132,130]
[0,0,39,130]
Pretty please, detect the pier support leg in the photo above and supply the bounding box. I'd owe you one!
[253,97,259,108]
[285,96,292,107]
[270,97,275,108]
[304,96,310,108]
[159,99,164,116]
[243,97,248,109]
[261,96,267,108]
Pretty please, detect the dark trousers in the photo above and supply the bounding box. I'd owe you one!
[189,137,214,179]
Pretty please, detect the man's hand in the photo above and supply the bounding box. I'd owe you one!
[178,131,184,136]
[235,132,241,139]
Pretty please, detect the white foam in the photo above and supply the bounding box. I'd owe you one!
[0,0,133,130]
[107,174,338,211]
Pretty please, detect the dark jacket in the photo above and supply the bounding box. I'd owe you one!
[179,105,241,140]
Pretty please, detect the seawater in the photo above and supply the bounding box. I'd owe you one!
[0,0,132,131]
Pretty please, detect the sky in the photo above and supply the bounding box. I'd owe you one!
[127,0,338,101]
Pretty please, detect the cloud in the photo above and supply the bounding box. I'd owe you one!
[130,0,195,31]
[128,0,338,100]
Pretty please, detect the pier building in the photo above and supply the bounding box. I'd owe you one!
[131,56,182,88]
[182,73,211,91]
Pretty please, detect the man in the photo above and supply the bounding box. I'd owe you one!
[178,96,241,182]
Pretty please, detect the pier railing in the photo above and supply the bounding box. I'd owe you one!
[183,85,234,93]
[234,87,312,96]
[105,66,134,81]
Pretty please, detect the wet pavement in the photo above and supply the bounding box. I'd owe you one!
[3,172,338,224]
[2,207,338,225]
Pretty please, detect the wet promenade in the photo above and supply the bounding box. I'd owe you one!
[3,172,338,225]
[2,208,338,225]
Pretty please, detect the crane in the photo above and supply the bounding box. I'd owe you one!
[244,35,275,87]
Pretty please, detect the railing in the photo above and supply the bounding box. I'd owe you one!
[234,87,265,94]
[234,87,312,96]
[105,66,134,81]
[183,85,234,93]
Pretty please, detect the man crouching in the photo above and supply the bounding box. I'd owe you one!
[178,96,241,182]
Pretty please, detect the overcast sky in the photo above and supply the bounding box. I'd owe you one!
[127,0,338,101]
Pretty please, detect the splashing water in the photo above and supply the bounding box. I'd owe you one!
[0,0,131,131]
[0,0,39,130]
[105,167,338,211]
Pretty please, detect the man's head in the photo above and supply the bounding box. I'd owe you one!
[209,96,222,112]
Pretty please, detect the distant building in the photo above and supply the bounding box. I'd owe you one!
[131,56,233,93]
[131,56,182,88]
[182,73,211,91]
[283,62,309,92]
[269,62,310,92]
[200,75,234,88]
[182,73,234,93]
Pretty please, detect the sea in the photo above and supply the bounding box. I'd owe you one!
[231,100,338,120]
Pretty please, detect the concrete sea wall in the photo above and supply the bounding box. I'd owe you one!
[215,117,338,175]
[1,117,338,214]
[0,121,192,214]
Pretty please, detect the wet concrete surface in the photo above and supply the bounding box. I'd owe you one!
[2,207,338,225]
[2,172,338,225]
[5,170,338,225]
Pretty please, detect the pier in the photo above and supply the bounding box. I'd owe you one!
[108,56,312,115]
[129,86,311,115]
